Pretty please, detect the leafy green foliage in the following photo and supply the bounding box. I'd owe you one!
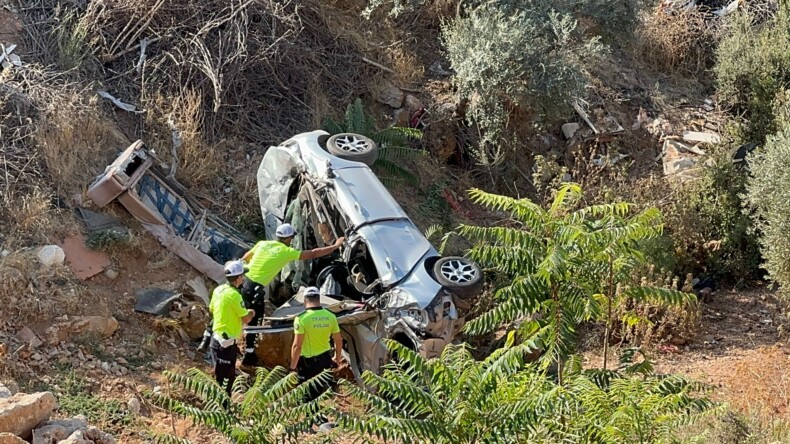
[665,154,761,281]
[323,98,424,184]
[441,1,605,164]
[745,126,790,295]
[146,367,332,443]
[339,340,718,443]
[459,184,694,374]
[715,4,790,143]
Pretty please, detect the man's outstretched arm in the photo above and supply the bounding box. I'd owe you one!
[299,237,345,260]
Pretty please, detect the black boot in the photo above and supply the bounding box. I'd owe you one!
[241,349,258,366]
[197,334,211,353]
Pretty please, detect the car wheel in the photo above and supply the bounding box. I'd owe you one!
[433,256,483,299]
[326,133,378,166]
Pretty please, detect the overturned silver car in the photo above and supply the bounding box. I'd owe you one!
[247,131,483,378]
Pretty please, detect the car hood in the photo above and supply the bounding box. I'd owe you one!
[356,219,436,286]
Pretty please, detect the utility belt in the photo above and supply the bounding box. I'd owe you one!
[300,350,332,365]
[212,332,237,348]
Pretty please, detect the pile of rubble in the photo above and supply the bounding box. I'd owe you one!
[0,382,115,443]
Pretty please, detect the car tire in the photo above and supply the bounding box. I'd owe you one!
[432,256,483,299]
[326,133,378,166]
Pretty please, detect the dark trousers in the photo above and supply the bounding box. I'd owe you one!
[240,277,267,356]
[210,338,238,396]
[296,351,335,403]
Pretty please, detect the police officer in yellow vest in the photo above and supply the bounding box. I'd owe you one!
[209,260,255,395]
[238,223,344,365]
[289,286,343,403]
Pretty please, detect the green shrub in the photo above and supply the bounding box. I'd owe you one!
[664,155,761,282]
[745,126,790,295]
[458,184,693,375]
[51,372,132,433]
[85,228,132,251]
[714,4,790,143]
[441,1,605,164]
[339,340,718,443]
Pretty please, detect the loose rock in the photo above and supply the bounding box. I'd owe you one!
[0,432,26,443]
[127,397,140,416]
[404,94,423,113]
[45,316,119,345]
[0,383,12,399]
[103,268,119,280]
[17,327,42,348]
[374,80,404,108]
[393,108,410,127]
[32,416,88,444]
[36,245,65,267]
[0,392,56,438]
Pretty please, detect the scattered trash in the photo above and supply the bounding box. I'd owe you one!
[574,99,624,135]
[0,43,21,69]
[659,344,681,354]
[428,61,453,77]
[186,276,210,306]
[134,288,180,316]
[75,208,129,237]
[732,141,759,165]
[682,131,721,145]
[36,245,65,268]
[631,108,650,130]
[592,153,629,167]
[661,140,704,180]
[57,234,110,280]
[561,122,581,139]
[714,0,740,17]
[97,90,144,114]
[134,37,148,73]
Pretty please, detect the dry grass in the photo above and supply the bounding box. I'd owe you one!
[637,7,719,78]
[146,89,223,189]
[36,96,129,197]
[387,45,425,86]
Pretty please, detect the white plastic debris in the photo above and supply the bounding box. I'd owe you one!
[682,131,721,145]
[714,0,740,17]
[0,44,22,69]
[37,245,65,267]
[97,90,145,113]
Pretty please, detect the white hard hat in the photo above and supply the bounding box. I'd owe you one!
[275,223,296,238]
[304,286,320,298]
[224,260,247,277]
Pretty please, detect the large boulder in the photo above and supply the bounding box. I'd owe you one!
[0,392,56,438]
